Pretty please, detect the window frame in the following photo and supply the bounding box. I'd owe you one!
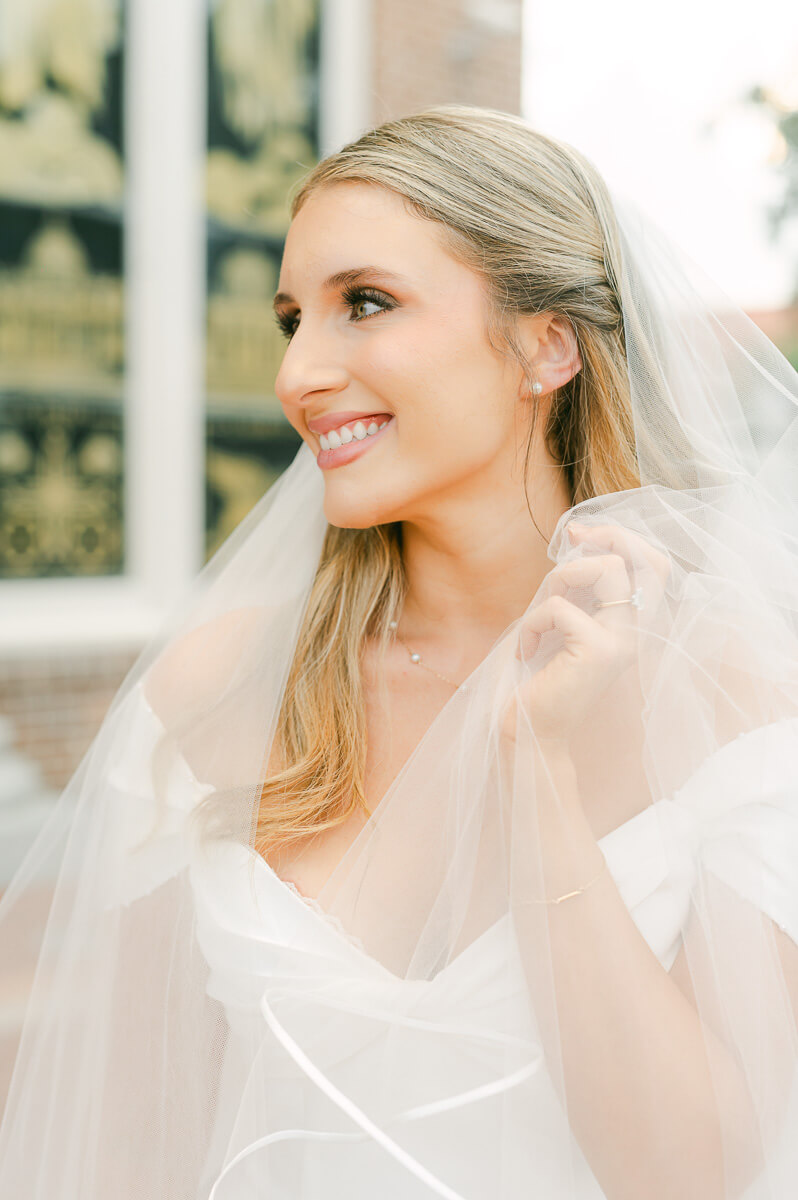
[0,0,372,658]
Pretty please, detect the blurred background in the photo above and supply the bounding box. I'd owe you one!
[0,0,796,1100]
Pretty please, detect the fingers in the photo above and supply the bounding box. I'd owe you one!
[568,521,671,585]
[566,521,671,623]
[518,550,640,662]
[545,553,631,605]
[517,594,604,660]
[516,522,669,665]
[542,552,638,638]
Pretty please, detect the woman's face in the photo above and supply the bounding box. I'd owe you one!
[273,181,534,529]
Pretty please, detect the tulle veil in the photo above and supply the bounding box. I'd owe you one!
[1,178,798,1198]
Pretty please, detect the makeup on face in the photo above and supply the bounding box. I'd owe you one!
[308,413,395,471]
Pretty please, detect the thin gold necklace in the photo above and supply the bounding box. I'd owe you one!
[388,618,465,689]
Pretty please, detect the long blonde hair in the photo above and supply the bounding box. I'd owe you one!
[253,105,640,856]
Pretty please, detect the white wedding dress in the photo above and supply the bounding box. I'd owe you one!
[107,681,798,1199]
[3,169,798,1199]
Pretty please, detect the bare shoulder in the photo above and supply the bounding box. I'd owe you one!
[143,605,275,729]
[142,605,291,790]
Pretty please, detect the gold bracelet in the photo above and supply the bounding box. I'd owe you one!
[515,858,607,906]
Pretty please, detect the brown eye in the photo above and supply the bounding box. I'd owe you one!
[274,285,395,343]
[351,296,382,320]
[341,285,395,324]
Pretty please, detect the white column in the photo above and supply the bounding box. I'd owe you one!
[125,0,207,607]
[319,0,374,155]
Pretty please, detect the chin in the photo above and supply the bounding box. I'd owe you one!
[323,498,391,530]
[321,479,403,531]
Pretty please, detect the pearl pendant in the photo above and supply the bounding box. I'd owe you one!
[410,652,421,663]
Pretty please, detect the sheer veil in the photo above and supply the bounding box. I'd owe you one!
[1,164,798,1198]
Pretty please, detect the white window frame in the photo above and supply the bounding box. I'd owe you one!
[0,0,371,659]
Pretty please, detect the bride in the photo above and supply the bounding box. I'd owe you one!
[1,105,798,1200]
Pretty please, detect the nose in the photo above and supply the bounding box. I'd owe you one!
[273,322,350,413]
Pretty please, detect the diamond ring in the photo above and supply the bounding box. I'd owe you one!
[594,587,644,612]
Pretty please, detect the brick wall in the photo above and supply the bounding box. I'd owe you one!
[0,651,138,791]
[371,0,522,123]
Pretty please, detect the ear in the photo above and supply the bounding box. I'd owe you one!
[518,313,583,399]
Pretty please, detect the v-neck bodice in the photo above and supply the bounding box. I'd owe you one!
[110,682,798,1199]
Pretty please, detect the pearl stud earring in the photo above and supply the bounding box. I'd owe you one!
[531,381,543,396]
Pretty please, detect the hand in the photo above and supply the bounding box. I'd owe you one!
[501,522,671,745]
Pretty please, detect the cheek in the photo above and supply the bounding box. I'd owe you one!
[357,316,503,424]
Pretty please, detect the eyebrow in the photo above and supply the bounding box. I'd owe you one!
[272,266,411,309]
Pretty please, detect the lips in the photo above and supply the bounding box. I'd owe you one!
[316,415,394,471]
[306,411,393,435]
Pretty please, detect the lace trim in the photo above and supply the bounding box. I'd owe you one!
[281,877,371,956]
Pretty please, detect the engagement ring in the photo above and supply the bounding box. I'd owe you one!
[594,587,644,612]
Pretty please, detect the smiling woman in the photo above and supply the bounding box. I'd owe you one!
[1,105,798,1200]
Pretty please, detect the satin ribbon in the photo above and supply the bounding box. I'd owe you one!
[208,988,543,1199]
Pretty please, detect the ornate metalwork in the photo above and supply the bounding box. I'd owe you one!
[205,415,301,561]
[207,0,319,234]
[0,0,125,580]
[0,399,123,578]
[205,0,321,559]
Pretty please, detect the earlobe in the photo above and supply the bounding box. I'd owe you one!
[518,313,582,398]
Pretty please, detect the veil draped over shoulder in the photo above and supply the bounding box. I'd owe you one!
[1,183,798,1199]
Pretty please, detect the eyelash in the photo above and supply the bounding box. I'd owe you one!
[273,285,395,341]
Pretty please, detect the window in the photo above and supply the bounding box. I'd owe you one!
[0,0,371,655]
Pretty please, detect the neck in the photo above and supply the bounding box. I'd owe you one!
[398,454,572,655]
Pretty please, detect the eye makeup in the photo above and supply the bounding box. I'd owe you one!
[273,284,397,342]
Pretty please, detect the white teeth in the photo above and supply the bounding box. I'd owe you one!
[319,416,391,452]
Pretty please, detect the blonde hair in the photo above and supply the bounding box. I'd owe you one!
[252,104,641,856]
